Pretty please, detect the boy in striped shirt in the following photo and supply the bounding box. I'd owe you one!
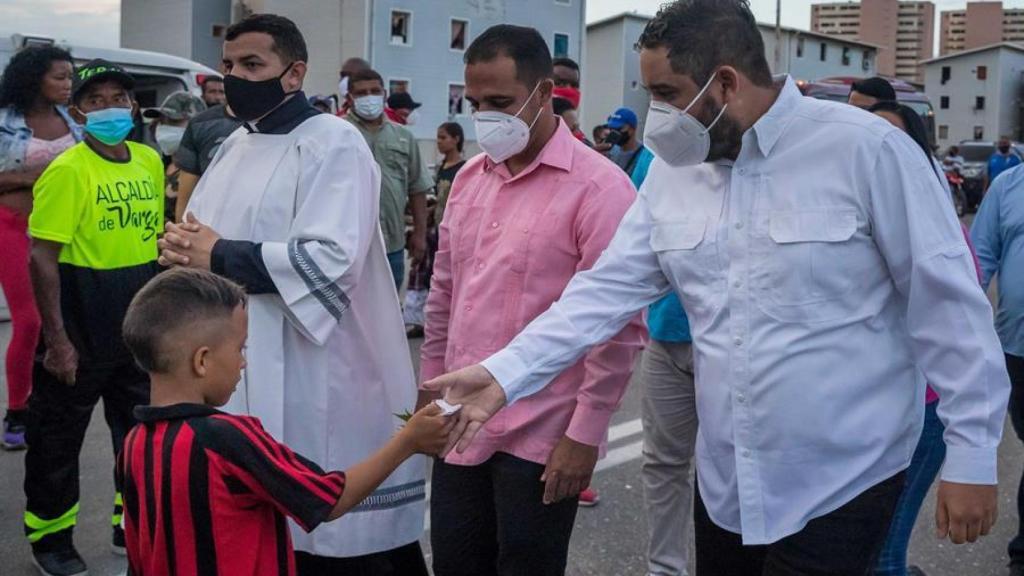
[117,268,451,576]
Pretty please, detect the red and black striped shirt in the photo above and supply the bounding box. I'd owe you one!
[117,403,346,576]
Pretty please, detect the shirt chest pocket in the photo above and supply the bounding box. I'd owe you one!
[380,142,410,185]
[450,205,486,264]
[752,209,859,320]
[650,217,724,314]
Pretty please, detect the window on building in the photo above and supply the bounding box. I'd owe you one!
[390,10,412,46]
[939,125,949,140]
[940,96,949,109]
[975,126,985,140]
[448,83,466,117]
[212,24,226,38]
[842,47,851,66]
[976,96,986,110]
[977,65,988,80]
[450,19,468,51]
[820,42,828,61]
[554,33,570,58]
[389,79,409,95]
[941,66,951,84]
[797,37,805,58]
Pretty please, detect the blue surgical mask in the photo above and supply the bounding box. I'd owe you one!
[84,107,134,145]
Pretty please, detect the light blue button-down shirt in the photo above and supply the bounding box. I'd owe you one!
[972,164,1024,357]
[482,78,1009,545]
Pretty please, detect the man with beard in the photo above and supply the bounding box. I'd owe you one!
[425,1,1010,574]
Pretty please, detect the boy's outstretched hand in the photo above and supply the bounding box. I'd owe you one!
[402,403,456,456]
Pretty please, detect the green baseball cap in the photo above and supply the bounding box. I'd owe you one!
[72,59,135,101]
[142,91,207,121]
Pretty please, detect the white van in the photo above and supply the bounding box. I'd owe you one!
[1,33,219,111]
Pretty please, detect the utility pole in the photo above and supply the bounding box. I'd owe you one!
[775,0,783,72]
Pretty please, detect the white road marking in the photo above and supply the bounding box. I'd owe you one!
[423,418,647,531]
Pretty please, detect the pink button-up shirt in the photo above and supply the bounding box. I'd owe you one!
[421,121,646,466]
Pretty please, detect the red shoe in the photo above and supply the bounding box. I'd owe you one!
[578,486,600,507]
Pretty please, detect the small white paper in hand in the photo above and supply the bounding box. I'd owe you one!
[434,398,463,416]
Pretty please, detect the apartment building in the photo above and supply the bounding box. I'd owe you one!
[940,2,1024,55]
[923,43,1024,147]
[122,0,586,145]
[584,12,877,137]
[812,0,934,84]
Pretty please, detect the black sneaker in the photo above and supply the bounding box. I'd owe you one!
[31,548,88,576]
[2,409,27,450]
[111,525,126,556]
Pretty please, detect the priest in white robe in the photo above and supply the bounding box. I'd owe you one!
[158,14,428,574]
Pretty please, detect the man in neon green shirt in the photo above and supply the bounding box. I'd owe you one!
[23,59,162,576]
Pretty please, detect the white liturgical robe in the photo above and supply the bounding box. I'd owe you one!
[187,113,425,557]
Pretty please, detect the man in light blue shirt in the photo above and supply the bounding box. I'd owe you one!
[971,164,1024,575]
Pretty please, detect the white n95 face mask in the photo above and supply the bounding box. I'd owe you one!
[643,72,728,167]
[155,124,186,157]
[354,94,385,120]
[473,82,543,164]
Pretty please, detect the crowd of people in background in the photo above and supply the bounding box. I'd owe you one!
[0,1,1023,576]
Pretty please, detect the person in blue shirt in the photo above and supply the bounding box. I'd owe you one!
[633,146,694,576]
[985,137,1022,192]
[604,107,655,185]
[971,163,1024,575]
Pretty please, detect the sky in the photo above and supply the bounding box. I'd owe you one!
[2,0,1024,50]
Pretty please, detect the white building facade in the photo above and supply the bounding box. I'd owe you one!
[923,43,1024,148]
[122,0,586,146]
[583,13,878,138]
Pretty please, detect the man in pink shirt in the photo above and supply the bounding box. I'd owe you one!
[418,25,645,576]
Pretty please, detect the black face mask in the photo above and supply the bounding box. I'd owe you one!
[224,62,297,122]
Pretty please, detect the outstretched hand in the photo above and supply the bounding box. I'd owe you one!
[422,364,508,457]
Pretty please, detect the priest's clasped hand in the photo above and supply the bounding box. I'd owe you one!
[158,212,221,271]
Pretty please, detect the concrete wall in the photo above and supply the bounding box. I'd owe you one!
[257,0,347,98]
[996,48,1024,141]
[761,28,877,82]
[859,0,899,76]
[582,18,625,138]
[191,0,232,70]
[965,2,1004,51]
[121,0,193,60]
[927,47,1024,148]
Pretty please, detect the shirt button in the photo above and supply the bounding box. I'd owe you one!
[734,337,743,347]
[491,221,499,228]
[464,304,473,311]
[742,449,751,458]
[734,221,744,230]
[738,168,747,175]
[737,393,746,404]
[733,280,742,288]
[476,262,485,271]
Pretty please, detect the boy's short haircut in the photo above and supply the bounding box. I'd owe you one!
[123,268,247,374]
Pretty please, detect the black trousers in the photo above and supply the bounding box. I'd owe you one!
[430,452,580,576]
[1005,354,1024,565]
[294,541,429,576]
[695,472,906,576]
[23,359,149,551]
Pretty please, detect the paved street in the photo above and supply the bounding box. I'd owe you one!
[0,314,1021,575]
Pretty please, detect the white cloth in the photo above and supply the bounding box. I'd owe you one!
[188,114,425,557]
[481,77,1010,545]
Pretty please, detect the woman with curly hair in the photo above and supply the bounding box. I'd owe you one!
[0,45,83,449]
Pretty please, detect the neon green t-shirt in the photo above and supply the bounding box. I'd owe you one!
[30,141,164,270]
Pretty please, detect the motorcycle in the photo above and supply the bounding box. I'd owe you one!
[943,164,968,218]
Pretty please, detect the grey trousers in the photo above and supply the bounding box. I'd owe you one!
[640,340,698,576]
